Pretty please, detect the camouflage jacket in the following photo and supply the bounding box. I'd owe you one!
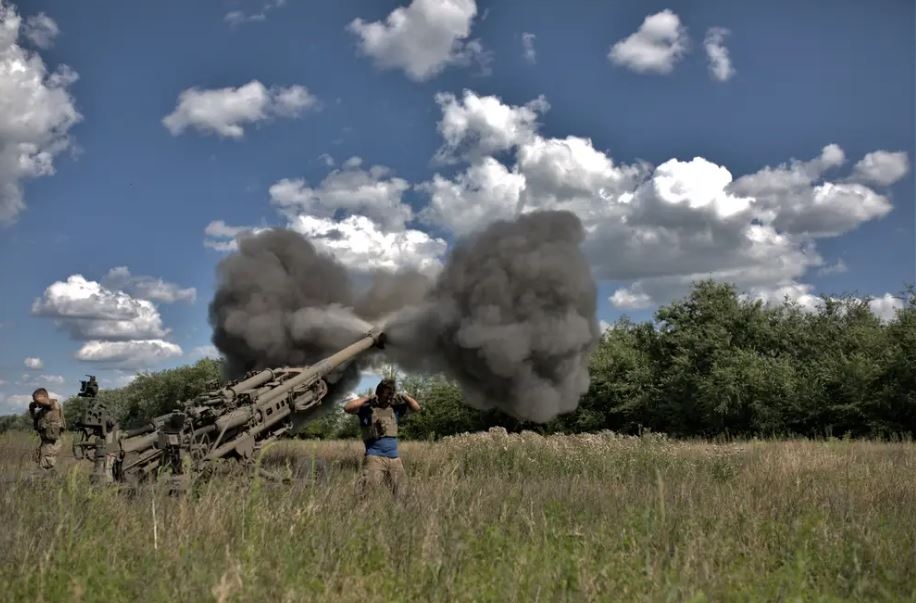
[33,399,64,440]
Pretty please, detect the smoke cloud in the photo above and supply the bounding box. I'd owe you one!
[209,211,598,422]
[210,230,379,399]
[385,211,599,422]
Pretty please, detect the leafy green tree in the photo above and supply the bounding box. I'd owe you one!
[567,318,656,433]
[60,359,223,428]
[0,413,33,433]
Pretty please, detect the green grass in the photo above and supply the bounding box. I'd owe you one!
[1,430,915,602]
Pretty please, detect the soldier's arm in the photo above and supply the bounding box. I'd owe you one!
[343,395,372,414]
[399,393,421,412]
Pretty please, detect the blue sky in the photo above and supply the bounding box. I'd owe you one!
[0,0,913,412]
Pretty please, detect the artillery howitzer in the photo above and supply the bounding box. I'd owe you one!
[75,330,385,485]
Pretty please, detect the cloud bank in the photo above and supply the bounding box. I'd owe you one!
[32,270,193,368]
[0,0,80,223]
[205,88,907,324]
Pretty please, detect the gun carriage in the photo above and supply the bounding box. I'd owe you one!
[73,330,384,484]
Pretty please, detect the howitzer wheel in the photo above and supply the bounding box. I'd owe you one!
[188,432,212,463]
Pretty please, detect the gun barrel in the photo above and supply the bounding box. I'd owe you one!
[123,423,156,438]
[259,330,383,405]
[224,368,276,398]
[288,331,381,390]
[120,432,158,454]
[312,329,383,376]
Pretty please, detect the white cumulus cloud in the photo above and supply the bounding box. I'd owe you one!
[215,159,447,274]
[744,282,825,313]
[609,9,687,74]
[288,213,446,275]
[745,285,904,322]
[203,220,269,252]
[516,134,647,217]
[610,289,653,310]
[850,150,910,186]
[24,357,43,370]
[434,90,549,163]
[75,340,183,368]
[730,145,892,236]
[418,90,904,311]
[421,157,524,235]
[32,274,169,340]
[704,27,734,82]
[650,157,752,218]
[103,266,196,304]
[868,294,904,322]
[162,80,318,138]
[270,158,413,231]
[348,0,486,81]
[0,0,81,223]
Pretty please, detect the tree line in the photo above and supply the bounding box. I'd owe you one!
[288,281,916,440]
[2,281,913,439]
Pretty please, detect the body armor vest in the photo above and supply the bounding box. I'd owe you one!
[361,403,398,441]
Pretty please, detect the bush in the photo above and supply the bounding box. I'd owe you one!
[0,414,32,433]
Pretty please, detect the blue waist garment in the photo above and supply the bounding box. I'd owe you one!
[364,436,399,458]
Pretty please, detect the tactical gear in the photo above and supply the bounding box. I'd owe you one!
[32,398,64,470]
[360,400,399,441]
[35,399,64,441]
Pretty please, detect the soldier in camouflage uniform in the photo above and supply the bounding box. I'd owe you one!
[344,378,421,497]
[28,388,65,471]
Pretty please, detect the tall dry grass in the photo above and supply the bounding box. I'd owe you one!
[1,429,914,602]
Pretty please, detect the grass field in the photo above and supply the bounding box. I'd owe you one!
[1,429,915,602]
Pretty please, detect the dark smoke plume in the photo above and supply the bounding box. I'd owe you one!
[385,211,599,423]
[209,211,598,422]
[209,230,379,399]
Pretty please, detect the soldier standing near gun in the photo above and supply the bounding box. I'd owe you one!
[29,388,65,471]
[344,378,421,497]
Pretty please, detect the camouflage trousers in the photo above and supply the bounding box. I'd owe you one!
[359,455,407,498]
[35,437,62,470]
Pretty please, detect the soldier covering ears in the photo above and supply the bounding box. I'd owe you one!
[29,388,65,471]
[344,378,421,497]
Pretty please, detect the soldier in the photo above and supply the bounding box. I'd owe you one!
[344,378,421,497]
[28,388,65,471]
